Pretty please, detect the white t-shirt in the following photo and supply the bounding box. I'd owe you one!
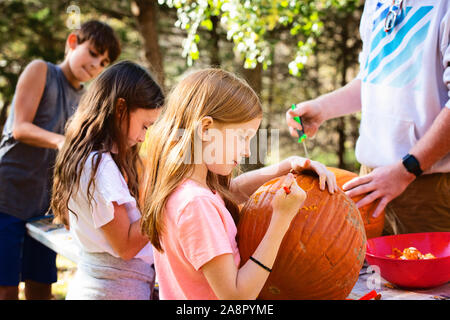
[356,0,450,173]
[68,151,153,264]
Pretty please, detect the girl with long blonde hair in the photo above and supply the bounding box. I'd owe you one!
[141,68,337,300]
[51,60,164,300]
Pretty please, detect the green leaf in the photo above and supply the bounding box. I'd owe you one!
[201,19,213,31]
[190,50,199,60]
[34,8,50,21]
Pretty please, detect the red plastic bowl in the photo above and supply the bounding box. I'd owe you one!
[365,232,450,289]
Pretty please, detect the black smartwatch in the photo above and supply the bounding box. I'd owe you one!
[402,153,423,177]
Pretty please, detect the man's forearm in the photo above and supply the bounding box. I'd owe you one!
[317,78,362,121]
[410,107,450,172]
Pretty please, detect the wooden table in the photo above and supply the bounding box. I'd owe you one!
[26,216,449,300]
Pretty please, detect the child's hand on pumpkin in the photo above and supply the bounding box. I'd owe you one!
[272,173,306,222]
[288,156,338,194]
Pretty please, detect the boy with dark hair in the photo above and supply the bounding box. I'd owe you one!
[0,20,121,300]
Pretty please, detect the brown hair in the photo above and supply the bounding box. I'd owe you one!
[70,20,121,63]
[51,60,164,225]
[141,68,262,252]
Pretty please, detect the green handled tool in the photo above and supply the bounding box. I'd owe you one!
[291,104,307,143]
[291,104,309,157]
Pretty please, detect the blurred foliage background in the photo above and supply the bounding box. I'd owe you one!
[0,0,365,172]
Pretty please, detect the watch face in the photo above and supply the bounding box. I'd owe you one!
[402,154,422,176]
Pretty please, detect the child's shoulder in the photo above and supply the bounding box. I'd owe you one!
[26,59,48,69]
[19,60,67,91]
[81,151,130,194]
[168,179,221,212]
[26,59,51,74]
[19,59,49,83]
[26,60,65,80]
[172,179,216,200]
[80,151,117,181]
[87,150,113,161]
[84,151,116,172]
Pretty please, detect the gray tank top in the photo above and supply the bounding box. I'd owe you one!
[0,62,84,220]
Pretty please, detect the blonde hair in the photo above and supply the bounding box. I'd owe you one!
[141,68,262,252]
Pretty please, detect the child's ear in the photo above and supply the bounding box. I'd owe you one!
[197,116,214,142]
[66,33,78,51]
[115,98,127,119]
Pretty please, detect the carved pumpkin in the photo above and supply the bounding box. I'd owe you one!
[237,171,366,300]
[327,167,385,239]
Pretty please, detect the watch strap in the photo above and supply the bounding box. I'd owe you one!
[402,153,423,177]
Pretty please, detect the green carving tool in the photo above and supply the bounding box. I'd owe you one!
[291,104,309,157]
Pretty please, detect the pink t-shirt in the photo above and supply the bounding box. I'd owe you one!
[154,179,241,300]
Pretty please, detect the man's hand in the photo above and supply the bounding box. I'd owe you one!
[342,162,416,218]
[286,99,325,138]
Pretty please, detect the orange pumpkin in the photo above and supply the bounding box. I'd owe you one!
[327,167,385,239]
[237,171,366,300]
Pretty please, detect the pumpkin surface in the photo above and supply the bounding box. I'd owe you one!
[237,171,366,300]
[327,167,385,239]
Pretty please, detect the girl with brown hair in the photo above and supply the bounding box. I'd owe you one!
[141,68,338,299]
[51,60,164,300]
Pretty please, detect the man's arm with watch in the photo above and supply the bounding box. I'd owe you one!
[342,107,450,218]
[406,107,450,175]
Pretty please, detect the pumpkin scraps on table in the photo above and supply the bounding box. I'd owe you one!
[386,247,437,260]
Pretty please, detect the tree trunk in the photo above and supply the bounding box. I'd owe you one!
[240,63,264,172]
[338,15,350,169]
[266,47,275,133]
[241,63,262,98]
[134,0,165,92]
[0,100,10,134]
[209,15,221,67]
